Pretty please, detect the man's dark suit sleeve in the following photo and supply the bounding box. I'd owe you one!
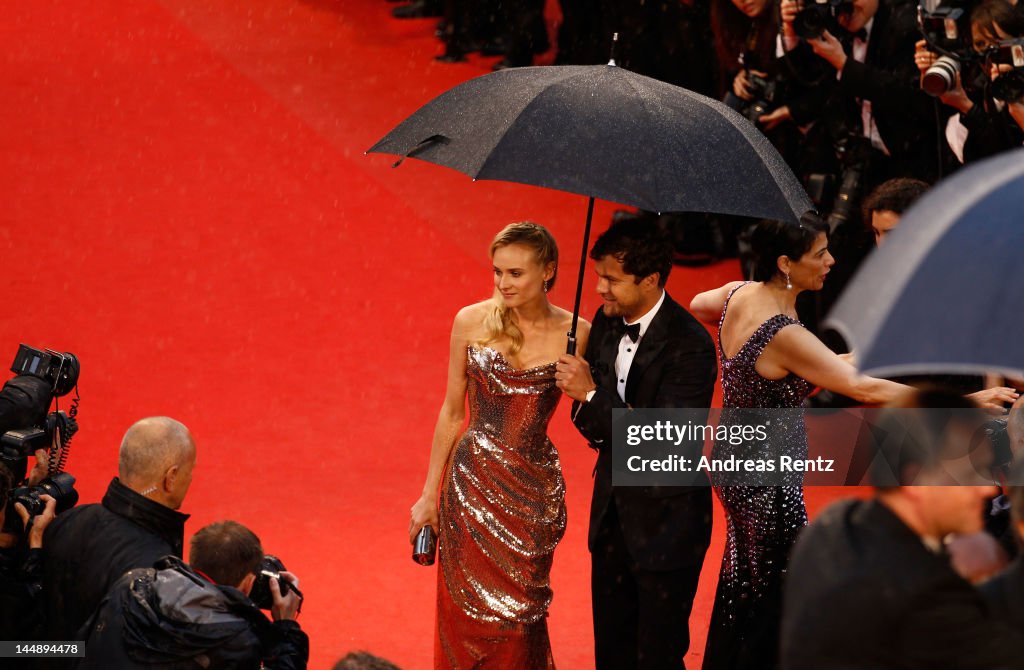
[571,341,717,449]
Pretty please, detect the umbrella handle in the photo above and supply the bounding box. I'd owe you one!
[566,196,595,356]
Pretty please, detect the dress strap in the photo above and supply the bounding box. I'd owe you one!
[744,314,803,362]
[717,281,754,355]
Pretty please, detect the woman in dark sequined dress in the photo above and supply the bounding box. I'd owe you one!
[691,216,909,670]
[409,222,589,669]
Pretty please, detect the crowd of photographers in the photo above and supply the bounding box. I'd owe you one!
[389,0,1024,322]
[0,348,309,669]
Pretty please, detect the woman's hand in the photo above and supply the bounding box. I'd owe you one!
[733,69,768,101]
[780,0,802,34]
[410,493,439,544]
[966,386,1019,411]
[759,105,792,130]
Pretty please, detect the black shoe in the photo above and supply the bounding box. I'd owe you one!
[392,0,441,19]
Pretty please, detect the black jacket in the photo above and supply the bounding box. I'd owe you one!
[781,498,1023,669]
[78,556,308,670]
[0,546,44,640]
[571,293,717,570]
[784,0,941,182]
[42,477,189,643]
[980,558,1024,637]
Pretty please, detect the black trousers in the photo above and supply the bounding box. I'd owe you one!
[592,500,704,670]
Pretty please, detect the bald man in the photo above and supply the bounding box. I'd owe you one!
[42,417,196,648]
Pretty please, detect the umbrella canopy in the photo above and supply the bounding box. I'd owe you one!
[825,147,1024,379]
[368,64,811,222]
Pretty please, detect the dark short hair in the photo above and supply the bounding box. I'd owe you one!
[589,218,673,287]
[189,521,263,588]
[972,0,1024,42]
[861,178,930,223]
[870,387,986,488]
[749,213,828,282]
[332,651,402,670]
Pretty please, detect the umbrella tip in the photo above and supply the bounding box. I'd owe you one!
[608,33,618,67]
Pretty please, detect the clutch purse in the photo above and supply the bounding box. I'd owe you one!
[412,525,437,566]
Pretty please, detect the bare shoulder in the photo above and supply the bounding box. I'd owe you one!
[454,300,492,325]
[765,320,824,357]
[551,304,588,330]
[452,300,493,341]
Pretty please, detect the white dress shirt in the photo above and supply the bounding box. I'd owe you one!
[613,291,666,402]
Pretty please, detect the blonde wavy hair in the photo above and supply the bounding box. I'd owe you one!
[478,222,558,355]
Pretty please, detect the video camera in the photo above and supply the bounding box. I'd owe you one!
[918,4,975,96]
[0,344,81,532]
[989,38,1024,102]
[794,0,855,40]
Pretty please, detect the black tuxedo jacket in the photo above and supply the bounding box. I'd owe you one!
[572,293,717,571]
[781,499,1024,670]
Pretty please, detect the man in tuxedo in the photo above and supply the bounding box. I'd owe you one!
[556,218,717,670]
[781,388,1024,669]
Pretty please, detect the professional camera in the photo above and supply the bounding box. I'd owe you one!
[725,71,780,125]
[989,39,1024,102]
[7,472,79,519]
[0,344,81,534]
[742,73,779,124]
[794,0,854,40]
[918,5,974,96]
[249,555,304,611]
[10,345,79,398]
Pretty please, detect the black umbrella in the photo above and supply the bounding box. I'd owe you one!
[368,61,812,353]
[825,147,1024,378]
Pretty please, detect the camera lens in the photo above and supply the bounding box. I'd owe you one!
[794,7,827,40]
[992,70,1024,103]
[921,56,960,96]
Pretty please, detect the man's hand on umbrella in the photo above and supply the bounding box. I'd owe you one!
[556,355,597,402]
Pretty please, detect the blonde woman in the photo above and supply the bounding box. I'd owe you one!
[409,222,589,669]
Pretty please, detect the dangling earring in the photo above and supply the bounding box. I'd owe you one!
[784,272,792,290]
[543,279,550,293]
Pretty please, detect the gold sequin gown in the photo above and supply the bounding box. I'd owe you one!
[435,346,566,669]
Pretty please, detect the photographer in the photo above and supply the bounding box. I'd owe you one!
[915,0,1024,163]
[713,0,808,165]
[42,416,196,647]
[79,521,308,670]
[0,461,56,640]
[777,0,939,331]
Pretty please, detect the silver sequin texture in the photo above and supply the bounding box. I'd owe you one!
[435,346,564,669]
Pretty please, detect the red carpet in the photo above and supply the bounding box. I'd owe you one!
[1,2,859,667]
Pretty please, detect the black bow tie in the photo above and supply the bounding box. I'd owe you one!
[623,322,641,343]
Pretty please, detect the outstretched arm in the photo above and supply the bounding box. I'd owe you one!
[768,326,908,404]
[409,307,474,543]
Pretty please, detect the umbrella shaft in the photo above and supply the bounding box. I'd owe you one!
[567,196,595,355]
